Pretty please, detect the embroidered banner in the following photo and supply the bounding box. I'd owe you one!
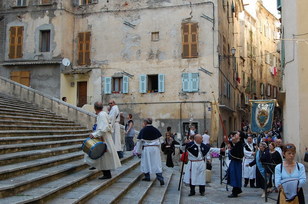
[250,99,276,133]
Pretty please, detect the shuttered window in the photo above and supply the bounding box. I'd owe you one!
[104,76,129,94]
[16,0,27,6]
[81,0,97,5]
[10,71,30,87]
[104,77,111,94]
[9,26,23,59]
[41,0,51,4]
[182,73,199,92]
[182,22,198,58]
[158,74,165,93]
[139,75,147,93]
[122,76,129,94]
[78,32,91,65]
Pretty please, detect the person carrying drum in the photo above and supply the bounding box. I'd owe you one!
[84,102,121,179]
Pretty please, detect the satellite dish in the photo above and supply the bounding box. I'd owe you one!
[62,58,71,67]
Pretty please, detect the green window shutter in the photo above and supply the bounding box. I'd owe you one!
[139,75,147,93]
[104,77,111,94]
[158,74,165,93]
[122,76,129,94]
[182,73,190,92]
[191,73,199,92]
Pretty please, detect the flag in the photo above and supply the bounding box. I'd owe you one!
[250,99,277,134]
[271,67,277,76]
[210,101,219,144]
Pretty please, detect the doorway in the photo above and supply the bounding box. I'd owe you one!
[77,81,87,107]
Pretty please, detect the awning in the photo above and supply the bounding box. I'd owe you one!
[62,68,93,74]
[2,60,61,66]
[219,104,235,112]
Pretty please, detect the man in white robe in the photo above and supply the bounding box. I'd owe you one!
[137,118,164,185]
[108,100,123,158]
[243,135,256,187]
[84,102,121,179]
[182,134,211,196]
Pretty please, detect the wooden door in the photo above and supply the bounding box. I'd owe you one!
[77,81,87,107]
[10,71,30,86]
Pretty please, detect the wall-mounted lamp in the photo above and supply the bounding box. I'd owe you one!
[231,47,236,56]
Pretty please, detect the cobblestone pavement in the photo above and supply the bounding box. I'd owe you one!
[180,158,308,204]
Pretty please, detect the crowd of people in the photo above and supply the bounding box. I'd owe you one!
[82,102,306,203]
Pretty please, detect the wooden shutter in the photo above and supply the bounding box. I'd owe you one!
[9,26,23,59]
[78,32,91,65]
[139,75,147,93]
[182,73,190,92]
[104,77,111,94]
[158,74,165,93]
[41,0,51,4]
[182,23,198,58]
[190,73,199,92]
[122,76,129,94]
[10,71,30,87]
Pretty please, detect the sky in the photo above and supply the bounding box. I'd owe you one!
[262,0,280,17]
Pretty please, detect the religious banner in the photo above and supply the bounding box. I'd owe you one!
[250,99,277,133]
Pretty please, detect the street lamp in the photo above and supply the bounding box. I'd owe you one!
[231,47,236,56]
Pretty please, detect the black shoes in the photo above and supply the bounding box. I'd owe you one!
[159,180,165,186]
[188,192,195,196]
[142,178,151,181]
[200,192,205,196]
[98,175,112,180]
[244,183,248,187]
[89,167,96,170]
[228,194,238,198]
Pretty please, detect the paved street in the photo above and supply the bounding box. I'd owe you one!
[179,158,308,204]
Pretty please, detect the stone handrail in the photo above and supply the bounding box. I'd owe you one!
[0,76,96,129]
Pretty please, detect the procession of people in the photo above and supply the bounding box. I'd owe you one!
[82,100,306,203]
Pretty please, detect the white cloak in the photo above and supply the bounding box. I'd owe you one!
[140,139,163,174]
[84,111,121,170]
[109,105,122,151]
[242,143,256,179]
[183,143,206,186]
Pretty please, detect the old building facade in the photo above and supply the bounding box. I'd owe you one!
[279,0,308,165]
[3,0,285,142]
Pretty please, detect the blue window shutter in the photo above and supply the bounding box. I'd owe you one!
[191,73,199,92]
[122,76,129,94]
[227,82,231,99]
[182,73,190,92]
[158,74,165,93]
[139,74,147,93]
[104,77,111,94]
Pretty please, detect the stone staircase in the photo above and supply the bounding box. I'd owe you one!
[0,94,182,204]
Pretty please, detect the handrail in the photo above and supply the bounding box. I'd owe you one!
[0,75,96,129]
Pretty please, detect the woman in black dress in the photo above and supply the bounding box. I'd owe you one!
[267,142,283,192]
[161,132,179,167]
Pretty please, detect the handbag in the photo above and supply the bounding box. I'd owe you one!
[180,152,188,164]
[279,188,299,204]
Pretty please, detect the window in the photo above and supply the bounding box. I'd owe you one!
[78,32,91,65]
[40,30,50,52]
[267,84,271,97]
[9,26,23,59]
[265,51,270,64]
[104,76,129,94]
[10,71,30,86]
[41,0,52,4]
[182,73,199,92]
[182,22,198,58]
[139,74,165,93]
[151,32,159,41]
[16,0,26,6]
[80,0,97,5]
[260,83,264,96]
[273,86,277,98]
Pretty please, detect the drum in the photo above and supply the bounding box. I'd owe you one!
[82,138,107,160]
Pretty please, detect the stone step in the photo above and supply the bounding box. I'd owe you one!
[0,138,84,154]
[0,124,86,131]
[0,144,81,166]
[0,111,64,119]
[46,156,141,204]
[117,171,157,204]
[0,115,74,123]
[0,129,91,137]
[141,168,173,204]
[0,107,56,116]
[160,166,182,204]
[0,96,40,108]
[0,160,87,198]
[0,151,84,180]
[0,119,79,127]
[0,104,53,115]
[0,133,89,145]
[0,155,135,203]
